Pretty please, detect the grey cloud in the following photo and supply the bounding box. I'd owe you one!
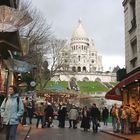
[31,0,125,57]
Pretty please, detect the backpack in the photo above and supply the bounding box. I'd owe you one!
[5,96,20,112]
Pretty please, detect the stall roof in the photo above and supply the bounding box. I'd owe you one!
[0,31,21,59]
[105,70,140,101]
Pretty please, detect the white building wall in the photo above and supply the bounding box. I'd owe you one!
[59,73,116,82]
[123,0,140,73]
[57,20,116,82]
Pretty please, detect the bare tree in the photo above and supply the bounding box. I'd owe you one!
[38,39,68,90]
[18,1,71,91]
[18,0,52,89]
[19,0,52,48]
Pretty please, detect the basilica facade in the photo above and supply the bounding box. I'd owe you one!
[55,20,116,83]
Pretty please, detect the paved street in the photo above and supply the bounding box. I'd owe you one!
[1,120,140,140]
[25,127,123,140]
[0,120,123,140]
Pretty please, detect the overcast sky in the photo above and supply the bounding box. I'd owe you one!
[31,0,125,71]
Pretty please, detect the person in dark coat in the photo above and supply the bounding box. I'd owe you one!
[58,104,67,128]
[102,107,109,126]
[90,103,101,133]
[80,106,90,131]
[44,103,54,127]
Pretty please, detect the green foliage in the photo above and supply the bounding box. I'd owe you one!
[77,81,108,92]
[46,81,68,89]
[37,81,111,93]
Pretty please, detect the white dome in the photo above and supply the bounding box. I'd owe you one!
[72,19,88,39]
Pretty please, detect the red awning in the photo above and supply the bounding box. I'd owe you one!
[105,70,140,101]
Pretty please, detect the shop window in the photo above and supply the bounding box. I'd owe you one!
[128,83,139,105]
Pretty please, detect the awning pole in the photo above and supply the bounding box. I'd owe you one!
[138,81,140,102]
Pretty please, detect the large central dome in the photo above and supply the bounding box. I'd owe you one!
[72,19,88,39]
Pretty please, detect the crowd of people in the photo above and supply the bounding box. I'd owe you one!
[110,103,140,134]
[11,97,140,135]
[1,86,140,140]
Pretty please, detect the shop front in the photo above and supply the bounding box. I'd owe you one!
[105,71,140,134]
[105,70,140,106]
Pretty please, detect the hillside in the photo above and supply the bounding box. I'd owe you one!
[37,81,117,93]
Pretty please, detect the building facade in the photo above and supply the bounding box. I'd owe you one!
[55,20,116,82]
[123,0,140,73]
[106,0,140,107]
[61,19,103,73]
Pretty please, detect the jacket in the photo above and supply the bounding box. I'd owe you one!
[35,103,45,116]
[68,108,79,120]
[0,94,24,125]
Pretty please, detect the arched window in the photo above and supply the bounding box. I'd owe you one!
[83,66,86,72]
[95,77,101,82]
[72,66,76,72]
[77,67,81,72]
[83,77,89,81]
[91,60,94,63]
